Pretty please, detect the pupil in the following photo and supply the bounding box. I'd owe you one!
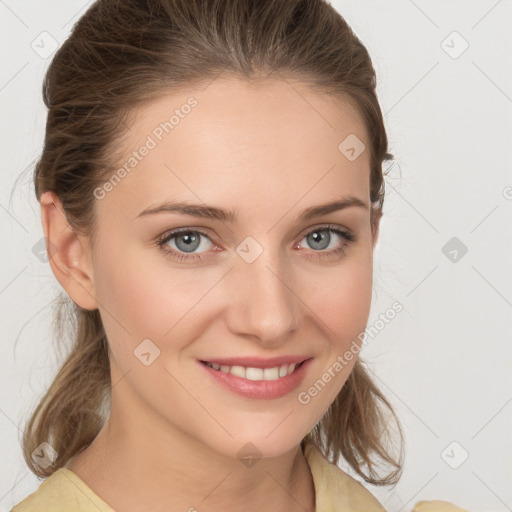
[176,232,200,252]
[309,230,328,250]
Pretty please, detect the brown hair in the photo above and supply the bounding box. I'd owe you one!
[22,0,404,486]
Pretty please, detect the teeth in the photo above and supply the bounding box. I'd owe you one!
[230,365,246,379]
[204,362,298,380]
[246,367,264,380]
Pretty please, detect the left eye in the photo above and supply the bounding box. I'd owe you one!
[297,227,349,252]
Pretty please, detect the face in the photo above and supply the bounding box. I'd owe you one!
[86,76,376,459]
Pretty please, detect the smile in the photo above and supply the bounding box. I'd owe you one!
[201,361,304,381]
[198,358,313,400]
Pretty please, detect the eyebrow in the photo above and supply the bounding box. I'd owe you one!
[134,196,368,223]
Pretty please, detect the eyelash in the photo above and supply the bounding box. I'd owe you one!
[156,224,356,263]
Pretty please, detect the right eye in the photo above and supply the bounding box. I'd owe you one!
[156,228,217,262]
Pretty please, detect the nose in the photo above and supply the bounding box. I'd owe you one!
[224,249,301,346]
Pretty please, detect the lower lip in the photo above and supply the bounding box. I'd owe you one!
[197,358,313,400]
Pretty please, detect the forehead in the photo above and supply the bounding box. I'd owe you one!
[97,76,370,221]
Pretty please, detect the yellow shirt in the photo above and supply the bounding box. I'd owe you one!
[12,442,469,512]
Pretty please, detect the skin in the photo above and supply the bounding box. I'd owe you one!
[40,75,379,512]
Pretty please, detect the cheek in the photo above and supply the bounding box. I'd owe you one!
[295,257,373,413]
[92,242,217,360]
[310,254,373,345]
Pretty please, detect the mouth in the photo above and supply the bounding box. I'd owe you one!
[198,357,313,400]
[199,358,310,381]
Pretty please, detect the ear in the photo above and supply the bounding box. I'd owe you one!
[40,191,98,310]
[371,207,382,248]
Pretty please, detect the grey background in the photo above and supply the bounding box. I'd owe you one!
[1,1,511,511]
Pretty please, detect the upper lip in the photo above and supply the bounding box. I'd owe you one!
[199,355,312,369]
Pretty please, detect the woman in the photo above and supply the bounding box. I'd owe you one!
[12,0,468,510]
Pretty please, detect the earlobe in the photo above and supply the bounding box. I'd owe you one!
[372,223,379,247]
[40,191,98,311]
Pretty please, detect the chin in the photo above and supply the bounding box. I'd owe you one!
[207,431,304,462]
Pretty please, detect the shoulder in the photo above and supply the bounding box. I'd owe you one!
[411,500,471,512]
[303,442,470,512]
[303,441,387,511]
[11,468,114,512]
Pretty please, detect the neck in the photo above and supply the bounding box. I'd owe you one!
[65,388,315,512]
